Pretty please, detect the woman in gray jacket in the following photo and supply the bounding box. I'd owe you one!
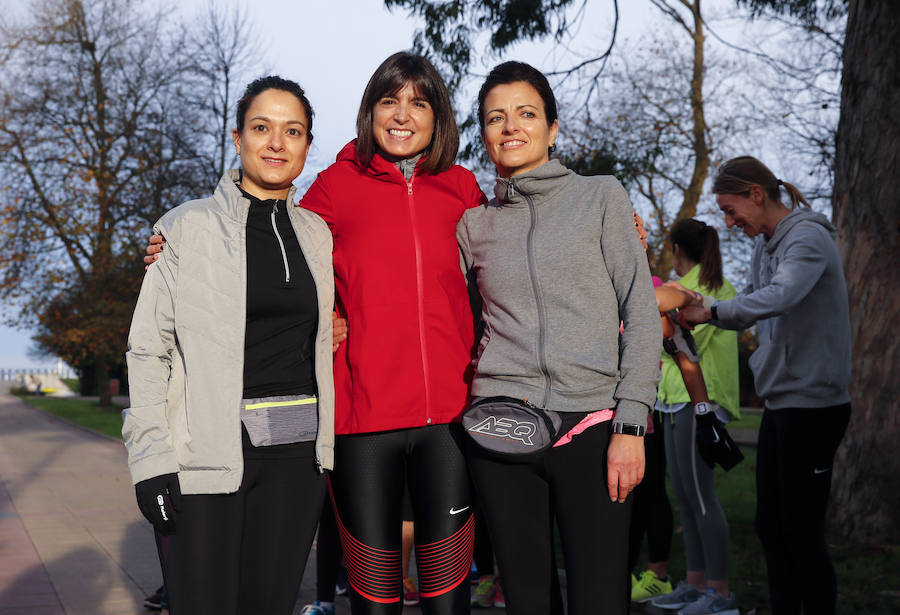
[123,76,334,615]
[679,156,851,615]
[458,61,661,615]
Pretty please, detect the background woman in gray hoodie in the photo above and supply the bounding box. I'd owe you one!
[678,156,851,615]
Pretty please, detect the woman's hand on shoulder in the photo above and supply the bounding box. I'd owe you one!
[607,432,645,503]
[144,234,165,269]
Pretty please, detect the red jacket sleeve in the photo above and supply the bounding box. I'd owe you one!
[299,172,336,233]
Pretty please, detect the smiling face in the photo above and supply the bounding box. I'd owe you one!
[372,81,435,160]
[482,81,558,179]
[716,189,765,238]
[232,88,311,200]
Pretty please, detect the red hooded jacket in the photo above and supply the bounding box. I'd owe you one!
[301,141,486,434]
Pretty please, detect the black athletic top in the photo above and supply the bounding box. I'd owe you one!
[240,186,318,399]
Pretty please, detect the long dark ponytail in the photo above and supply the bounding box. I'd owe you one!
[670,218,724,292]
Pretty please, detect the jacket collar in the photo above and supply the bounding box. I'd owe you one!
[492,159,575,208]
[214,169,298,222]
[336,139,426,183]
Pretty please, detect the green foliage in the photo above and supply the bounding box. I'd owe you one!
[61,378,80,393]
[17,394,124,440]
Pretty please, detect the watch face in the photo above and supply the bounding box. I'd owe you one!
[695,402,711,415]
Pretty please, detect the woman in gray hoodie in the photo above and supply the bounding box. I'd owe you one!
[678,156,851,615]
[458,61,661,615]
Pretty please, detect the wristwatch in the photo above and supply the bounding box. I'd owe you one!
[710,303,719,321]
[694,401,714,415]
[612,422,646,436]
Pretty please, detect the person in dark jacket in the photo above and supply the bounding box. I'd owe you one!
[458,61,661,615]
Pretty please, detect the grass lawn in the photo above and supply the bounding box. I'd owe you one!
[629,446,900,614]
[61,377,80,393]
[17,395,124,440]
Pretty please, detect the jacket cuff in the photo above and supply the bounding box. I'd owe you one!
[127,450,180,486]
[612,399,650,428]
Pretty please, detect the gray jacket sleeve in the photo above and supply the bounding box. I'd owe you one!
[121,218,181,484]
[600,180,663,426]
[716,224,829,329]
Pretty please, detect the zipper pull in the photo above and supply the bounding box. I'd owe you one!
[407,180,413,196]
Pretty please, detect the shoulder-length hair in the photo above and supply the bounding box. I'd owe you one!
[355,52,459,175]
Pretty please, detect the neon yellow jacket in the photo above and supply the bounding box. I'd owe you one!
[657,264,740,419]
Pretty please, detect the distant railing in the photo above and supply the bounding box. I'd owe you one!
[0,366,77,381]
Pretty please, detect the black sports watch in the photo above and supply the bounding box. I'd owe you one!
[612,422,646,437]
[710,303,719,321]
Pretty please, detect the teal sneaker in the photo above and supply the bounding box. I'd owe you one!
[631,569,673,603]
[650,581,705,610]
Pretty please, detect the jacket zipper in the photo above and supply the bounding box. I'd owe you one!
[406,177,432,424]
[522,188,553,408]
[270,201,291,284]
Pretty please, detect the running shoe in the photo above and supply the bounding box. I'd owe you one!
[677,589,739,615]
[650,582,705,610]
[631,569,673,603]
[493,578,506,608]
[471,575,497,608]
[631,573,638,590]
[143,586,164,610]
[403,577,421,606]
[299,602,336,615]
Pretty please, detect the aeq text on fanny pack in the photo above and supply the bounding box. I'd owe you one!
[461,396,585,459]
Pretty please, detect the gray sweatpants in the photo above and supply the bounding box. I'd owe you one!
[662,406,731,581]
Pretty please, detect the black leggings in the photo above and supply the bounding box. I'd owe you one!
[467,422,632,615]
[330,423,474,615]
[163,439,327,615]
[755,403,850,615]
[628,412,673,571]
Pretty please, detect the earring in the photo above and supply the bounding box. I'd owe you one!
[550,144,557,153]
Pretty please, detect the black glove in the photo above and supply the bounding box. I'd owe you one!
[135,473,182,535]
[696,412,744,471]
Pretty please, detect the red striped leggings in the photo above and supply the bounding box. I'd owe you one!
[330,423,474,615]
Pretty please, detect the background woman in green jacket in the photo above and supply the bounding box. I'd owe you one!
[650,219,740,615]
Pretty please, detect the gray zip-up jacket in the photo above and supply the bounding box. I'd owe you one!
[714,208,850,409]
[123,171,335,494]
[457,160,661,428]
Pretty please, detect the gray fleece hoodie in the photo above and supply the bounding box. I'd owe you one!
[457,160,661,428]
[714,208,851,409]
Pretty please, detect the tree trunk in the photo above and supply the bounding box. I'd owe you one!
[96,362,111,407]
[829,0,900,544]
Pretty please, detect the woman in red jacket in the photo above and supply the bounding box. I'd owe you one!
[300,52,485,615]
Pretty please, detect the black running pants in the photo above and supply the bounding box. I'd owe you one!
[755,403,850,615]
[330,423,474,615]
[163,440,326,615]
[467,422,632,615]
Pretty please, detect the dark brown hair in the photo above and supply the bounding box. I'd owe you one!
[712,156,809,209]
[236,75,314,143]
[477,61,558,156]
[355,52,458,175]
[670,219,724,292]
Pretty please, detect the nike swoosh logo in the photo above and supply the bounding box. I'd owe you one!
[449,506,470,515]
[813,467,830,475]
